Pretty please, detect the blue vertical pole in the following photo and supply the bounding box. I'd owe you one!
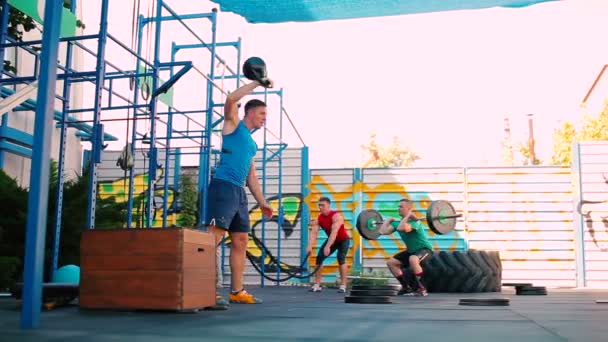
[126,15,145,228]
[144,0,164,228]
[572,141,586,287]
[161,43,177,227]
[260,91,268,287]
[50,0,77,280]
[300,146,310,281]
[353,168,363,273]
[0,0,9,79]
[173,147,181,190]
[236,37,242,87]
[86,0,110,230]
[232,39,241,271]
[20,0,63,330]
[0,114,6,168]
[198,8,218,225]
[276,89,284,284]
[0,1,10,170]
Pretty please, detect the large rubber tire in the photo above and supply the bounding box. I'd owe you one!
[422,250,502,293]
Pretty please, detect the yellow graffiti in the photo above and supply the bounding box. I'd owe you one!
[304,175,450,280]
[97,169,182,228]
[223,194,305,275]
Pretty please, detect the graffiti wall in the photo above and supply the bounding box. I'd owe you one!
[96,149,182,227]
[93,143,608,289]
[574,141,608,288]
[307,166,575,287]
[183,147,308,286]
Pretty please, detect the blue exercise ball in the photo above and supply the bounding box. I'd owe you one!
[52,265,80,284]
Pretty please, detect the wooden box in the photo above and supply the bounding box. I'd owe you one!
[80,228,216,311]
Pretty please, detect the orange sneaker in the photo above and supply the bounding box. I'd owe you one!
[229,289,263,304]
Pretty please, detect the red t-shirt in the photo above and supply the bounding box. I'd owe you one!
[317,210,349,243]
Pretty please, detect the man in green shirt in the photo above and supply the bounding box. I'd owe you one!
[378,198,434,296]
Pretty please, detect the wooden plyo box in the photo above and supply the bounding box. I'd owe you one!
[80,228,216,311]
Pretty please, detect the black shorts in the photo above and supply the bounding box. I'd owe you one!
[316,239,350,266]
[392,248,433,268]
[205,178,250,233]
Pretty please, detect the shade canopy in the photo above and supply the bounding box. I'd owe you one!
[210,0,560,23]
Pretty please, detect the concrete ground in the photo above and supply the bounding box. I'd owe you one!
[1,286,607,342]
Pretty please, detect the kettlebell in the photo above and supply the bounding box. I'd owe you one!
[243,56,271,87]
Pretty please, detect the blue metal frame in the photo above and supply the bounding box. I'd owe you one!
[85,0,111,230]
[258,89,290,285]
[0,114,8,167]
[143,0,164,228]
[51,0,77,283]
[353,168,363,273]
[199,8,218,227]
[0,0,306,328]
[300,146,310,279]
[19,0,63,329]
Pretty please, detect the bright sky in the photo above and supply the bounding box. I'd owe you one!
[79,0,608,169]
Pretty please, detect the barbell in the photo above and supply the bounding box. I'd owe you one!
[355,200,462,240]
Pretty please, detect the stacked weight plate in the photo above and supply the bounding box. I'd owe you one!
[503,283,548,296]
[344,284,399,304]
[458,298,510,306]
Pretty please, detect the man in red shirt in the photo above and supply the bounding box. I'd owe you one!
[306,197,351,293]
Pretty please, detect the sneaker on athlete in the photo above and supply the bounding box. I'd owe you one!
[309,284,322,292]
[415,287,428,297]
[337,285,347,293]
[229,289,263,304]
[397,284,415,296]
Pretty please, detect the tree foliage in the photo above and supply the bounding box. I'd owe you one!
[2,1,85,73]
[178,175,198,227]
[551,100,608,165]
[517,143,542,165]
[361,133,420,168]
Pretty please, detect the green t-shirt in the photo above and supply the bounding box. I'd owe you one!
[390,219,433,253]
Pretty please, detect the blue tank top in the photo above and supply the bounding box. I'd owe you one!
[213,121,258,187]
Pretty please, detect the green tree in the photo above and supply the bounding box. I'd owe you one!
[517,143,542,165]
[178,175,198,227]
[550,121,577,166]
[361,133,420,167]
[2,1,84,72]
[551,100,608,165]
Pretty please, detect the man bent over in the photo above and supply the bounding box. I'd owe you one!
[307,197,351,293]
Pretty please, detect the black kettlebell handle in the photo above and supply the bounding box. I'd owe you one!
[258,77,271,88]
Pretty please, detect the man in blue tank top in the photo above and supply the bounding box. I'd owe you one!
[206,78,274,305]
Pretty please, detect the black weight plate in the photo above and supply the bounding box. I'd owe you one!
[459,302,510,306]
[345,296,392,304]
[427,200,457,235]
[516,286,547,295]
[356,209,382,240]
[517,289,547,295]
[351,285,401,291]
[349,289,398,297]
[503,283,533,287]
[516,286,546,292]
[517,291,547,296]
[459,298,510,304]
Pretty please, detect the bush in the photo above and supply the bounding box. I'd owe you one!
[0,162,126,285]
[178,175,197,227]
[0,256,21,291]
